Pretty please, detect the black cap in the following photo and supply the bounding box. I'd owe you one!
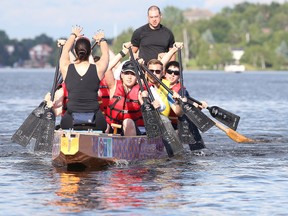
[121,61,136,73]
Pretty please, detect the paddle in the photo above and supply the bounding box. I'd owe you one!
[11,44,63,151]
[141,64,215,133]
[128,48,162,138]
[187,97,240,131]
[11,101,46,147]
[129,49,184,157]
[33,44,64,151]
[212,119,255,143]
[177,49,205,150]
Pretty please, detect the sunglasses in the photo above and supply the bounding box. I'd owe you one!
[122,71,135,76]
[166,69,180,75]
[149,69,162,74]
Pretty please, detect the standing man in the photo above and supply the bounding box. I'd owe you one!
[131,5,175,64]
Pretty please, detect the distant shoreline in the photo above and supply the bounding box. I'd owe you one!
[0,68,54,73]
[0,67,286,73]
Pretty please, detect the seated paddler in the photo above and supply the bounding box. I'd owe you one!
[58,26,109,131]
[105,56,152,136]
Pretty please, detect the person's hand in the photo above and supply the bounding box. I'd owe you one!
[121,42,131,55]
[172,91,180,99]
[140,90,148,98]
[180,96,187,102]
[57,39,66,47]
[44,92,51,102]
[93,30,105,44]
[173,42,184,49]
[199,101,208,109]
[192,101,208,110]
[71,25,83,38]
[44,92,54,108]
[123,42,132,49]
[137,58,145,65]
[151,100,161,109]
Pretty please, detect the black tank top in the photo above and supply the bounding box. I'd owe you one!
[65,64,100,112]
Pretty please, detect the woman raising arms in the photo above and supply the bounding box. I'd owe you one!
[59,26,109,131]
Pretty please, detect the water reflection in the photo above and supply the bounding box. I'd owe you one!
[50,163,184,212]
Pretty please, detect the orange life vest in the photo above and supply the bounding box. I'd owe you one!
[98,79,110,115]
[106,80,144,126]
[60,82,69,116]
[169,82,182,125]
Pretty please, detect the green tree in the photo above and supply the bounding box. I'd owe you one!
[201,29,215,44]
[0,31,10,66]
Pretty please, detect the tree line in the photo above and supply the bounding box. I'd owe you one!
[1,2,288,70]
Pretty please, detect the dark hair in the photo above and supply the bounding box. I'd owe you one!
[147,5,161,15]
[75,37,91,61]
[165,61,179,71]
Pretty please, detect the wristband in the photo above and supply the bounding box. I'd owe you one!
[71,33,77,38]
[119,50,126,57]
[98,38,107,44]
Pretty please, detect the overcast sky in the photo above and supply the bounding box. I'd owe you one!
[0,0,285,40]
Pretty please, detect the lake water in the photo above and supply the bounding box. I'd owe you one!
[0,69,287,215]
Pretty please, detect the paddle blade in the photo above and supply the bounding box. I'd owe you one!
[11,102,46,147]
[178,116,194,144]
[141,102,162,138]
[178,116,206,151]
[214,122,255,143]
[208,106,240,131]
[225,128,255,143]
[181,102,215,133]
[34,107,56,152]
[160,115,184,157]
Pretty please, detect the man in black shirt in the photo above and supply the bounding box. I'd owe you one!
[131,5,175,64]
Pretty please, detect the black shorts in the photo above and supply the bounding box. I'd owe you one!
[60,109,107,132]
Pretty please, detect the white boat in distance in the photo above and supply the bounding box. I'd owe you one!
[224,64,245,73]
[225,49,245,73]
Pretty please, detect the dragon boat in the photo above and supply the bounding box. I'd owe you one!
[52,130,166,170]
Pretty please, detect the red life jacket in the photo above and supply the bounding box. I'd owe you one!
[169,82,182,125]
[106,80,144,126]
[98,79,110,115]
[61,82,69,116]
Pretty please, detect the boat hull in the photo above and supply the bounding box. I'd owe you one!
[52,131,166,170]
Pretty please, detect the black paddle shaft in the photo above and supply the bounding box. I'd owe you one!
[129,49,186,156]
[51,45,63,101]
[187,97,240,131]
[177,49,205,150]
[128,48,163,139]
[178,49,185,98]
[141,64,215,133]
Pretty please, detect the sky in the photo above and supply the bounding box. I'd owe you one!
[0,0,286,41]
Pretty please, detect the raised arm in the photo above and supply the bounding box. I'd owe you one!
[160,42,183,68]
[105,42,132,94]
[107,42,131,71]
[93,31,109,81]
[59,26,83,80]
